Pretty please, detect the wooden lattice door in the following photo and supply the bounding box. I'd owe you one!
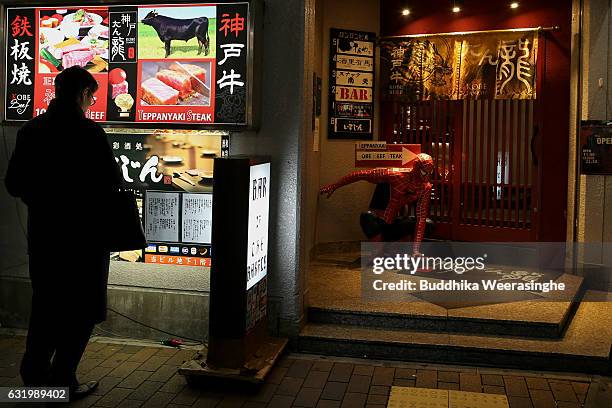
[387,99,538,241]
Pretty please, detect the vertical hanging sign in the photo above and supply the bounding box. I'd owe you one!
[107,7,138,122]
[328,28,375,140]
[5,8,36,120]
[245,162,269,333]
[214,2,249,124]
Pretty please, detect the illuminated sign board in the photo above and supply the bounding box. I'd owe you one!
[246,162,269,290]
[209,155,270,351]
[4,2,254,126]
[104,129,227,267]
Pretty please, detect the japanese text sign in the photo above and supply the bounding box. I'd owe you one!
[380,31,539,101]
[246,162,269,291]
[328,28,376,140]
[4,3,253,126]
[355,142,421,168]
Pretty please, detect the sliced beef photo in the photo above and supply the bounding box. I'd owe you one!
[55,43,91,58]
[112,81,128,99]
[141,77,179,105]
[62,50,95,69]
[169,63,207,94]
[156,69,193,99]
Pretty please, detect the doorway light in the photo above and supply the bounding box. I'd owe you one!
[452,0,463,13]
[401,1,411,16]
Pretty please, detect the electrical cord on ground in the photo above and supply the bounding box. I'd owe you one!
[91,325,200,348]
[96,314,204,347]
[106,306,206,347]
[92,325,161,343]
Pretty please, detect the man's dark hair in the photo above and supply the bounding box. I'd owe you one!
[54,66,98,102]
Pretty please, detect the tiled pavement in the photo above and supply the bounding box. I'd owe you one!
[0,335,607,408]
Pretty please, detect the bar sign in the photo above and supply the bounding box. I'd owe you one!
[328,28,375,140]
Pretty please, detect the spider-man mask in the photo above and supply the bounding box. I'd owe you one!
[413,153,434,180]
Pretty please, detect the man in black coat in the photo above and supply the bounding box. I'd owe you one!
[5,66,122,398]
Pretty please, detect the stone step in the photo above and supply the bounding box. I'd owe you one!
[307,296,578,339]
[308,266,585,338]
[299,297,612,374]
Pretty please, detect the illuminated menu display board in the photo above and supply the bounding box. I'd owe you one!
[328,28,375,140]
[104,128,227,267]
[4,3,251,125]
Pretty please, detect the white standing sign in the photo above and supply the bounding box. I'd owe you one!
[246,163,270,290]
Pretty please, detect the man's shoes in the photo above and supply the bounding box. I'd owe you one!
[70,381,99,401]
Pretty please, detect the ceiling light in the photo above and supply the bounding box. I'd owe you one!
[400,1,412,16]
[452,0,464,13]
[510,2,519,8]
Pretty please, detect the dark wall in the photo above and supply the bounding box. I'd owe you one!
[380,0,572,241]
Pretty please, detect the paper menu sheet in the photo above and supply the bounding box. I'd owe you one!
[182,193,213,244]
[145,192,180,242]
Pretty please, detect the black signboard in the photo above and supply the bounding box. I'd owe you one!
[3,2,259,127]
[580,121,612,175]
[207,156,270,368]
[5,8,36,120]
[107,8,138,122]
[328,28,375,140]
[214,2,249,124]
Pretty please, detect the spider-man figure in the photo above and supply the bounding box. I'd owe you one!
[320,153,434,255]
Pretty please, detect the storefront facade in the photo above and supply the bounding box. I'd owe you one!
[301,0,611,372]
[314,0,611,269]
[0,0,313,341]
[0,0,610,365]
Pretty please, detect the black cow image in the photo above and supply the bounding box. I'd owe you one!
[142,10,210,58]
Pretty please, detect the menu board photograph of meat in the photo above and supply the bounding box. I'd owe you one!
[38,8,109,74]
[5,2,250,125]
[139,60,211,106]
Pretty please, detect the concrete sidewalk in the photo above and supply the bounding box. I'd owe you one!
[0,334,608,408]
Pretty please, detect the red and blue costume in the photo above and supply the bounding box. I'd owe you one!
[320,153,434,254]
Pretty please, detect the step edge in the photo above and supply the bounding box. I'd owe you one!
[297,332,611,361]
[307,306,564,328]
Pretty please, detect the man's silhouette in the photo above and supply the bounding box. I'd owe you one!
[5,66,122,399]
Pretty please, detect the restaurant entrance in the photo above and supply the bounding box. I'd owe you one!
[384,98,540,242]
[297,0,604,372]
[378,0,572,243]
